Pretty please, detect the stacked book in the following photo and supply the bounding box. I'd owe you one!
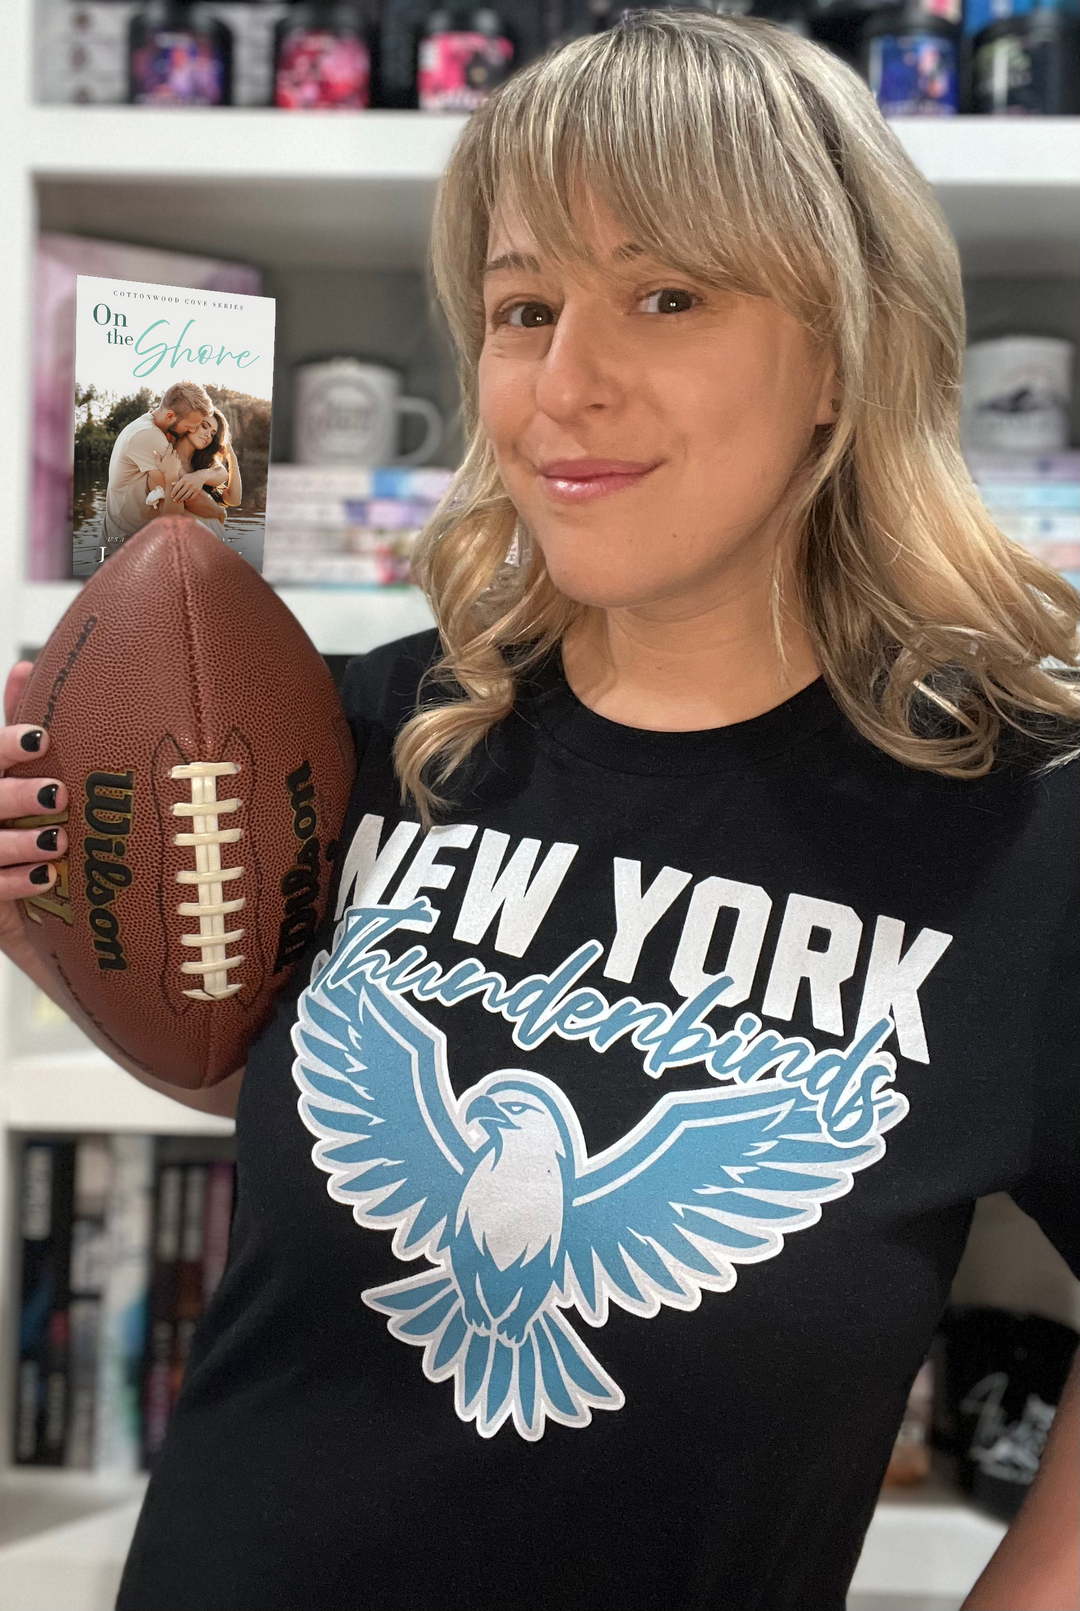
[13,1133,235,1473]
[264,464,456,587]
[968,451,1080,594]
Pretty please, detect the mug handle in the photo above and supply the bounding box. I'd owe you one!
[394,396,443,466]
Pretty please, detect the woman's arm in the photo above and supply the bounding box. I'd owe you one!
[150,446,190,516]
[961,1347,1079,1611]
[167,461,228,504]
[222,449,243,509]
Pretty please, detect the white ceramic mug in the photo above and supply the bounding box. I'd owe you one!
[293,358,443,467]
[961,337,1074,455]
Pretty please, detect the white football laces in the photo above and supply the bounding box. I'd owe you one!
[170,760,246,1001]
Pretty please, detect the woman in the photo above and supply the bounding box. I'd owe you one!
[1,13,1076,1610]
[147,408,243,527]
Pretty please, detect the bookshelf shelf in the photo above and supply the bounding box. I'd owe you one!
[0,1480,146,1611]
[850,1461,1007,1601]
[0,1051,234,1137]
[22,108,1079,188]
[24,112,1080,276]
[26,107,470,182]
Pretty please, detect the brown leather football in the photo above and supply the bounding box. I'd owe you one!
[4,517,357,1089]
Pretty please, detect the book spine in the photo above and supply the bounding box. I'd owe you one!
[65,1136,112,1468]
[14,1140,77,1465]
[201,1159,235,1305]
[141,1161,184,1466]
[169,1165,209,1416]
[14,1142,55,1463]
[94,1134,154,1474]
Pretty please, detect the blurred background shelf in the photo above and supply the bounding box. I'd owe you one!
[23,108,1079,185]
[25,106,469,179]
[1,1055,234,1136]
[22,114,1080,275]
[26,108,468,270]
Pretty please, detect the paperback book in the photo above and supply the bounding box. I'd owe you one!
[73,274,276,578]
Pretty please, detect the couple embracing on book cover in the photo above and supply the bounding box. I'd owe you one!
[104,379,242,545]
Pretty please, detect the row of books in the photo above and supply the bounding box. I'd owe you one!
[966,450,1080,593]
[263,462,456,586]
[13,1133,235,1472]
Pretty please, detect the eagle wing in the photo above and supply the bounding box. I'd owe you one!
[563,1080,902,1323]
[292,976,473,1260]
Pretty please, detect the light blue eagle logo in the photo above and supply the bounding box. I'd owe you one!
[291,947,903,1441]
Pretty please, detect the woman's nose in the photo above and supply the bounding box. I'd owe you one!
[533,304,624,422]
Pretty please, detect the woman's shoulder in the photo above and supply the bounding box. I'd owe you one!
[338,627,443,740]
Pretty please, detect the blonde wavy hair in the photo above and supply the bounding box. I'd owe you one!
[396,8,1079,822]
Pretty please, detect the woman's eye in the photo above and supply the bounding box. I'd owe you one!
[492,287,697,329]
[642,287,698,314]
[500,301,553,330]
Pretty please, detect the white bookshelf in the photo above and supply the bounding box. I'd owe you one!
[0,0,1076,1599]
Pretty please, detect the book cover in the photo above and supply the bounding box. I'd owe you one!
[95,1134,154,1475]
[14,1139,76,1466]
[73,273,276,579]
[33,233,262,581]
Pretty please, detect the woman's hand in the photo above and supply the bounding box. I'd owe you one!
[0,661,245,1118]
[0,661,67,956]
[153,447,195,513]
[154,445,203,506]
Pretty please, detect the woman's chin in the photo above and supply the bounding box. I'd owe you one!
[540,564,675,611]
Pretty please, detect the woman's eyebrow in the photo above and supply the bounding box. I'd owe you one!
[483,241,644,277]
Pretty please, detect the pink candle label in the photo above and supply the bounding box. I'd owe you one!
[275,30,371,109]
[418,31,513,112]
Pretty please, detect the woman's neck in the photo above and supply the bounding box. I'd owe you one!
[560,573,819,733]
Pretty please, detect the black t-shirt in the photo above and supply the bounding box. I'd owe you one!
[117,629,1079,1611]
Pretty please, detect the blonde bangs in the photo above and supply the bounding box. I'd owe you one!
[399,10,1078,822]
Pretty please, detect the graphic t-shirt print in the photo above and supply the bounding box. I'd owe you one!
[291,817,952,1441]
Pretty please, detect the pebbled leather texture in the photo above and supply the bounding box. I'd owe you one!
[4,517,358,1088]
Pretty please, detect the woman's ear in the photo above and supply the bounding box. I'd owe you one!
[813,350,841,427]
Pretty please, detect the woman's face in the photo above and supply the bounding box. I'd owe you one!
[478,193,837,614]
[190,416,216,451]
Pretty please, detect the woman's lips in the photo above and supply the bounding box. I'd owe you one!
[537,459,659,502]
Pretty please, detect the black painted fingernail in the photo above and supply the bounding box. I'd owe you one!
[20,728,44,752]
[37,783,59,810]
[29,864,52,885]
[36,828,59,851]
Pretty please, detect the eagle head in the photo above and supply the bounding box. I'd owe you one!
[458,1075,571,1269]
[464,1080,569,1169]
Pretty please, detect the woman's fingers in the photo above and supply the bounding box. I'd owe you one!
[0,717,68,896]
[0,855,59,898]
[0,815,68,870]
[3,662,34,727]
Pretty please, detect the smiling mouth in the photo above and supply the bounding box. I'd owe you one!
[537,463,660,504]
